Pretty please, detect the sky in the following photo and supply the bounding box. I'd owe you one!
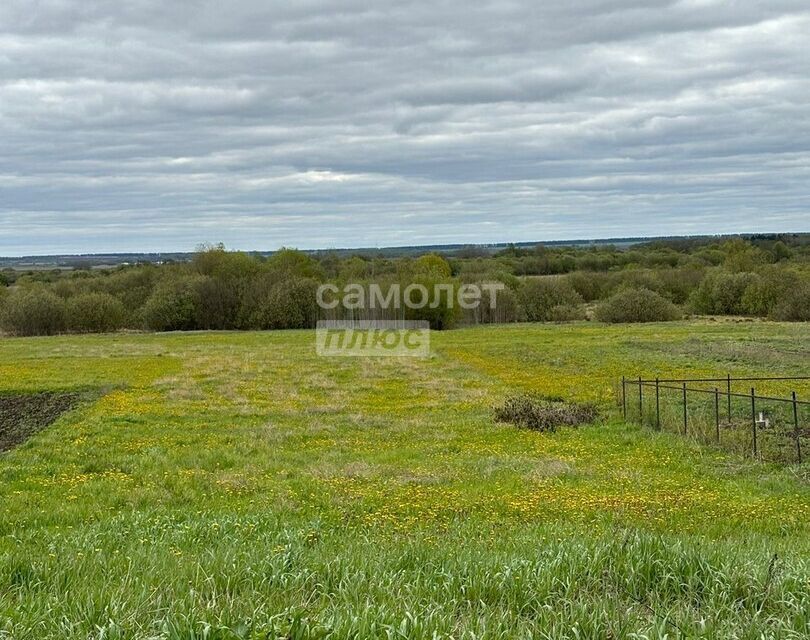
[1,1,809,256]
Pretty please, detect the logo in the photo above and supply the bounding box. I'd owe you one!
[315,320,430,357]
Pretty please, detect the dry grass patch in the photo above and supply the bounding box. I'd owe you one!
[527,458,576,480]
[494,394,599,432]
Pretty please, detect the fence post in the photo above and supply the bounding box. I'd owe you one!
[715,387,720,443]
[727,373,732,422]
[655,377,660,431]
[638,376,643,424]
[682,382,688,435]
[621,376,626,419]
[750,387,758,459]
[793,391,802,464]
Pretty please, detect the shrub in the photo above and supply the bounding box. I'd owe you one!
[241,276,319,330]
[519,278,584,322]
[690,271,759,315]
[193,244,259,280]
[66,293,126,333]
[655,267,705,304]
[142,276,203,331]
[565,271,614,302]
[194,276,243,330]
[0,288,66,336]
[413,254,452,279]
[404,278,461,330]
[338,256,372,280]
[101,267,158,324]
[547,304,587,322]
[595,287,681,323]
[494,394,598,432]
[602,266,704,304]
[740,268,802,317]
[721,238,767,272]
[771,282,810,321]
[265,248,324,280]
[473,283,519,324]
[770,241,793,262]
[612,270,664,295]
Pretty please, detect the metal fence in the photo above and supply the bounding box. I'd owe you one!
[619,375,810,463]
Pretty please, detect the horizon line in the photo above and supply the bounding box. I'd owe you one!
[2,229,807,261]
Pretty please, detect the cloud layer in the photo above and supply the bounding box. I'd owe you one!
[1,1,809,254]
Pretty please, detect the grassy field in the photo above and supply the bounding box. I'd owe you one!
[1,321,809,638]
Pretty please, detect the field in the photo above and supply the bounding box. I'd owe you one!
[1,321,809,638]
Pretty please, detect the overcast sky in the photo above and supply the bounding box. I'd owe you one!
[1,1,809,255]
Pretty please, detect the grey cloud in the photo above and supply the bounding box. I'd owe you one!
[1,1,809,254]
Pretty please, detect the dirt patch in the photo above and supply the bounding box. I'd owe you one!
[0,392,84,452]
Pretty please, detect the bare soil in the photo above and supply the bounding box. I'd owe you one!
[0,392,83,451]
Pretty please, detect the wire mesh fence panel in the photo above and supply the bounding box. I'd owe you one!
[618,375,808,464]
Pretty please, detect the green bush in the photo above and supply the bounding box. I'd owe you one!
[721,238,767,272]
[594,287,681,323]
[547,304,587,322]
[193,244,259,281]
[338,256,372,280]
[241,276,319,330]
[142,276,204,331]
[412,254,452,279]
[612,270,664,295]
[101,267,158,324]
[403,278,461,330]
[194,276,243,330]
[655,267,705,304]
[473,283,519,324]
[519,278,584,322]
[771,282,810,321]
[265,248,324,280]
[66,293,126,333]
[607,267,704,305]
[740,267,802,317]
[0,288,66,336]
[565,271,614,302]
[690,271,759,315]
[770,241,793,262]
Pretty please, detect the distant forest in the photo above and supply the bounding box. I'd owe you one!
[1,234,808,336]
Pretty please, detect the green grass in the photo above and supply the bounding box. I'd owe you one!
[0,321,808,638]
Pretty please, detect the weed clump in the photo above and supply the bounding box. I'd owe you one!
[494,394,598,432]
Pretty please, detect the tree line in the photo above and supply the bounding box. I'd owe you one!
[1,235,808,336]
